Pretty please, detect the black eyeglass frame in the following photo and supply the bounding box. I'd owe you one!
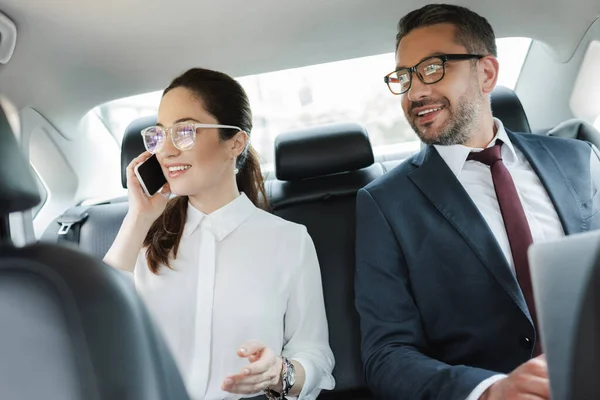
[383,54,486,95]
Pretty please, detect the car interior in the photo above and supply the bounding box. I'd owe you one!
[2,0,600,399]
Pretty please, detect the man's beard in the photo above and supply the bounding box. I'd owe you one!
[408,83,482,146]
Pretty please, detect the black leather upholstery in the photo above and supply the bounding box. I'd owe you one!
[0,244,190,400]
[274,122,374,181]
[547,118,600,149]
[121,115,157,188]
[490,85,531,133]
[268,167,383,399]
[1,101,190,399]
[268,133,381,398]
[0,101,40,214]
[268,165,383,209]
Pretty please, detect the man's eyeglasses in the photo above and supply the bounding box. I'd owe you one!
[383,54,485,95]
[141,122,242,154]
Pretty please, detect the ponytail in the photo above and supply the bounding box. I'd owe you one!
[236,144,269,210]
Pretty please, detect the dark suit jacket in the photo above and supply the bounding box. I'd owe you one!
[355,131,600,400]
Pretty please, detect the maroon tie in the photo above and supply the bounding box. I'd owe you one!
[467,141,542,356]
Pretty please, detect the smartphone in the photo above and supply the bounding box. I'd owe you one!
[134,154,167,197]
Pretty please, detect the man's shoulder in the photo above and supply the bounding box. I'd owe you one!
[363,152,421,197]
[510,130,592,151]
[509,130,598,182]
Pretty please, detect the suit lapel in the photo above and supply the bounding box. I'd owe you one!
[508,131,582,235]
[408,146,531,319]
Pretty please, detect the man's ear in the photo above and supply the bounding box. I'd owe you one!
[479,56,499,94]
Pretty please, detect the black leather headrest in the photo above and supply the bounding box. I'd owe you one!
[121,115,157,188]
[491,85,531,133]
[0,99,41,214]
[547,119,600,149]
[275,122,374,181]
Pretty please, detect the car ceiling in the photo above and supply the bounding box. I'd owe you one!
[0,0,598,139]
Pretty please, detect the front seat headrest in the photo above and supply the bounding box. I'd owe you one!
[0,98,41,214]
[121,115,157,188]
[491,85,531,133]
[547,119,600,149]
[275,122,374,181]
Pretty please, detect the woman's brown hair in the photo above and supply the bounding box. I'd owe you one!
[143,68,268,274]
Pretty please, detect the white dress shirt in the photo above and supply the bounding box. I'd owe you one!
[133,193,335,400]
[434,118,565,399]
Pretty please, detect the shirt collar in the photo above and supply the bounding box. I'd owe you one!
[182,192,256,241]
[433,117,519,177]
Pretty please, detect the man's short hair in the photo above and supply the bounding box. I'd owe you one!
[396,4,497,57]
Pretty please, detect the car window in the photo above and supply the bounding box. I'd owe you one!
[30,165,48,219]
[570,40,600,131]
[93,37,531,169]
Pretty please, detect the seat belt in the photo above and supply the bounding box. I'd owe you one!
[56,206,90,246]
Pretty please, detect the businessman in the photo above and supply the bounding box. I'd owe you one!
[355,4,600,400]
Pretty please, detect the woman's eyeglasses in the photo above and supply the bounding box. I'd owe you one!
[141,122,242,154]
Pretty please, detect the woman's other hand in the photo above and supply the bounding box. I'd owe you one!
[221,340,283,394]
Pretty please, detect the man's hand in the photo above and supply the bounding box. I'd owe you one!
[221,340,283,394]
[482,355,550,400]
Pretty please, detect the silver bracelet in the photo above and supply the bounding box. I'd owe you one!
[264,357,295,400]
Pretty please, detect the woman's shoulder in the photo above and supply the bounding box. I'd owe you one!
[247,208,308,237]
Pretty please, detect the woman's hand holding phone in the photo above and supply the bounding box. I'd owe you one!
[103,151,171,273]
[126,151,171,224]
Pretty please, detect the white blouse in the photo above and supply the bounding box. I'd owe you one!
[133,193,335,400]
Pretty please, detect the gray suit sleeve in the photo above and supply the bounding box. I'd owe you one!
[354,188,497,400]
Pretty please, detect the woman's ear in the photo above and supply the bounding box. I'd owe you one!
[230,131,248,157]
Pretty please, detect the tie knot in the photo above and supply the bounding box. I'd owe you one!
[467,141,503,166]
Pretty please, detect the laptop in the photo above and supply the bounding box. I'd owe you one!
[528,229,600,400]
